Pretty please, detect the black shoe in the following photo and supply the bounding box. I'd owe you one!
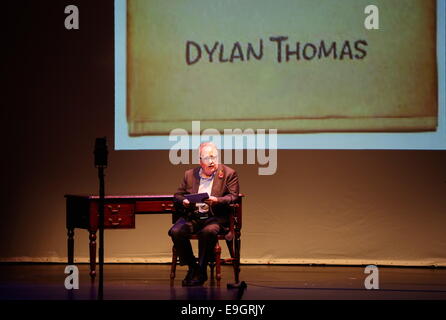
[182,264,200,287]
[187,269,208,287]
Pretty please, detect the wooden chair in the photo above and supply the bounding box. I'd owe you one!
[170,194,244,287]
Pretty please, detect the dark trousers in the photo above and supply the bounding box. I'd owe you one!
[168,216,224,270]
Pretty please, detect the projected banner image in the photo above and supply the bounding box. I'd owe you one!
[125,0,437,136]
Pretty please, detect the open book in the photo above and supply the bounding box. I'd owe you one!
[184,193,209,204]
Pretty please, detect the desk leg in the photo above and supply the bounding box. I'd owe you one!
[89,230,97,281]
[67,228,74,265]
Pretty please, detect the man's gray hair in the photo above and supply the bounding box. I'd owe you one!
[199,141,218,157]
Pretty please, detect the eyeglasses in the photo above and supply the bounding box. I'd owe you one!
[200,155,218,163]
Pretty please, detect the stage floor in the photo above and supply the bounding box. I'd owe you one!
[0,264,445,300]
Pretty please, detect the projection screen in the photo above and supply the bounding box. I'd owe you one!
[115,0,446,150]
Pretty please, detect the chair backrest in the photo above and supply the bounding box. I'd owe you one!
[230,193,244,231]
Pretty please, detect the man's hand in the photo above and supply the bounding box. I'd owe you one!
[204,196,219,206]
[183,199,191,207]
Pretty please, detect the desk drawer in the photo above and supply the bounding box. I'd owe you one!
[104,204,135,228]
[135,201,174,213]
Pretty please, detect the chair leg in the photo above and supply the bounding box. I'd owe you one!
[170,246,177,281]
[215,241,222,287]
[225,239,235,259]
[226,239,239,283]
[234,236,241,283]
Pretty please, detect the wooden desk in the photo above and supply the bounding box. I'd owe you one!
[65,194,176,280]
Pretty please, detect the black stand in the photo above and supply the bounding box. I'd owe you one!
[97,166,105,300]
[94,137,108,300]
[227,281,247,289]
[227,281,247,300]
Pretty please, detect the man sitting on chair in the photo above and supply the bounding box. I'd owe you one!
[169,142,240,286]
